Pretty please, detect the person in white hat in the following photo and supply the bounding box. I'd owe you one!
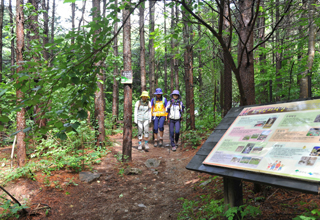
[134,91,152,150]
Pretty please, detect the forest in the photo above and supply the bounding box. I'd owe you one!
[0,0,320,219]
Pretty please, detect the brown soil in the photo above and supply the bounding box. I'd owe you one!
[1,125,320,219]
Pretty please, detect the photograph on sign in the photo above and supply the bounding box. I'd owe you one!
[121,70,133,84]
[203,99,320,182]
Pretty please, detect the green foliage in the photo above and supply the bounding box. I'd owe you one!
[0,197,28,220]
[1,122,109,185]
[294,208,320,220]
[178,196,261,220]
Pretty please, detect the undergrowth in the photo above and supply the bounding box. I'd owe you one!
[0,120,111,185]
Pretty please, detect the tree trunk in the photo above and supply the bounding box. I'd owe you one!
[42,0,49,61]
[170,5,174,92]
[183,4,195,130]
[122,0,132,162]
[258,0,267,103]
[222,1,232,117]
[149,1,155,96]
[51,0,55,58]
[78,0,87,31]
[198,24,203,115]
[299,0,316,98]
[0,0,3,145]
[9,0,14,80]
[238,0,255,105]
[275,0,282,101]
[16,0,26,167]
[174,2,179,90]
[71,2,75,44]
[139,2,146,92]
[112,0,119,128]
[163,0,168,94]
[29,0,46,129]
[92,0,105,146]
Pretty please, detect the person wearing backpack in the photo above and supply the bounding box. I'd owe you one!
[166,90,184,151]
[151,88,168,147]
[134,91,152,150]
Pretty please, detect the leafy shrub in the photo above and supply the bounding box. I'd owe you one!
[178,196,261,220]
[0,196,28,219]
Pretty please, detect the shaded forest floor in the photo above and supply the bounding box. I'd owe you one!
[1,124,320,219]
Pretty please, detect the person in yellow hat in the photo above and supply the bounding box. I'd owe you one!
[134,91,151,150]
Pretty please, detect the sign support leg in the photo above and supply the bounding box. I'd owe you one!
[224,177,243,213]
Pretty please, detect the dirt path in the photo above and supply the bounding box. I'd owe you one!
[24,124,207,219]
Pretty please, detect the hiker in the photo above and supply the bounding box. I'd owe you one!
[166,90,184,151]
[134,91,151,150]
[151,88,168,147]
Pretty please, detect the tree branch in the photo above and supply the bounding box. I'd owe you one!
[249,0,293,53]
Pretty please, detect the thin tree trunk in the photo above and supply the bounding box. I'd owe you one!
[30,0,46,129]
[9,0,14,80]
[0,0,3,145]
[258,0,267,103]
[299,0,316,98]
[149,0,155,96]
[102,0,106,17]
[163,0,168,94]
[238,0,255,105]
[275,0,282,101]
[78,0,87,31]
[139,2,146,92]
[50,0,55,59]
[0,0,3,79]
[16,0,26,167]
[92,0,105,146]
[71,2,75,44]
[42,0,49,61]
[170,5,174,92]
[122,0,132,161]
[174,2,179,90]
[222,0,232,116]
[183,3,195,130]
[112,0,119,128]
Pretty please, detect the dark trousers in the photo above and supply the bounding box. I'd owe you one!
[169,119,181,147]
[153,116,165,134]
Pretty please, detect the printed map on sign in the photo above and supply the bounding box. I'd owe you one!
[203,99,320,182]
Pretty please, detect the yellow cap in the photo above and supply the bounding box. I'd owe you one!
[140,91,150,98]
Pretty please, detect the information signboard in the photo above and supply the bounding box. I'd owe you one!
[203,99,320,182]
[121,70,132,84]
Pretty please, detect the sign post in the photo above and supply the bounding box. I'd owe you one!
[187,98,320,212]
[121,70,133,84]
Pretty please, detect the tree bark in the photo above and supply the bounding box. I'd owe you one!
[222,0,232,117]
[299,0,316,98]
[42,0,49,61]
[258,0,267,103]
[149,0,155,96]
[71,2,75,44]
[112,0,119,128]
[275,0,282,101]
[51,0,55,56]
[29,0,46,129]
[139,2,146,92]
[163,0,168,94]
[122,0,132,162]
[16,0,26,167]
[174,2,179,90]
[170,5,174,92]
[9,0,14,80]
[0,0,3,145]
[92,0,106,146]
[183,3,195,130]
[238,0,255,105]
